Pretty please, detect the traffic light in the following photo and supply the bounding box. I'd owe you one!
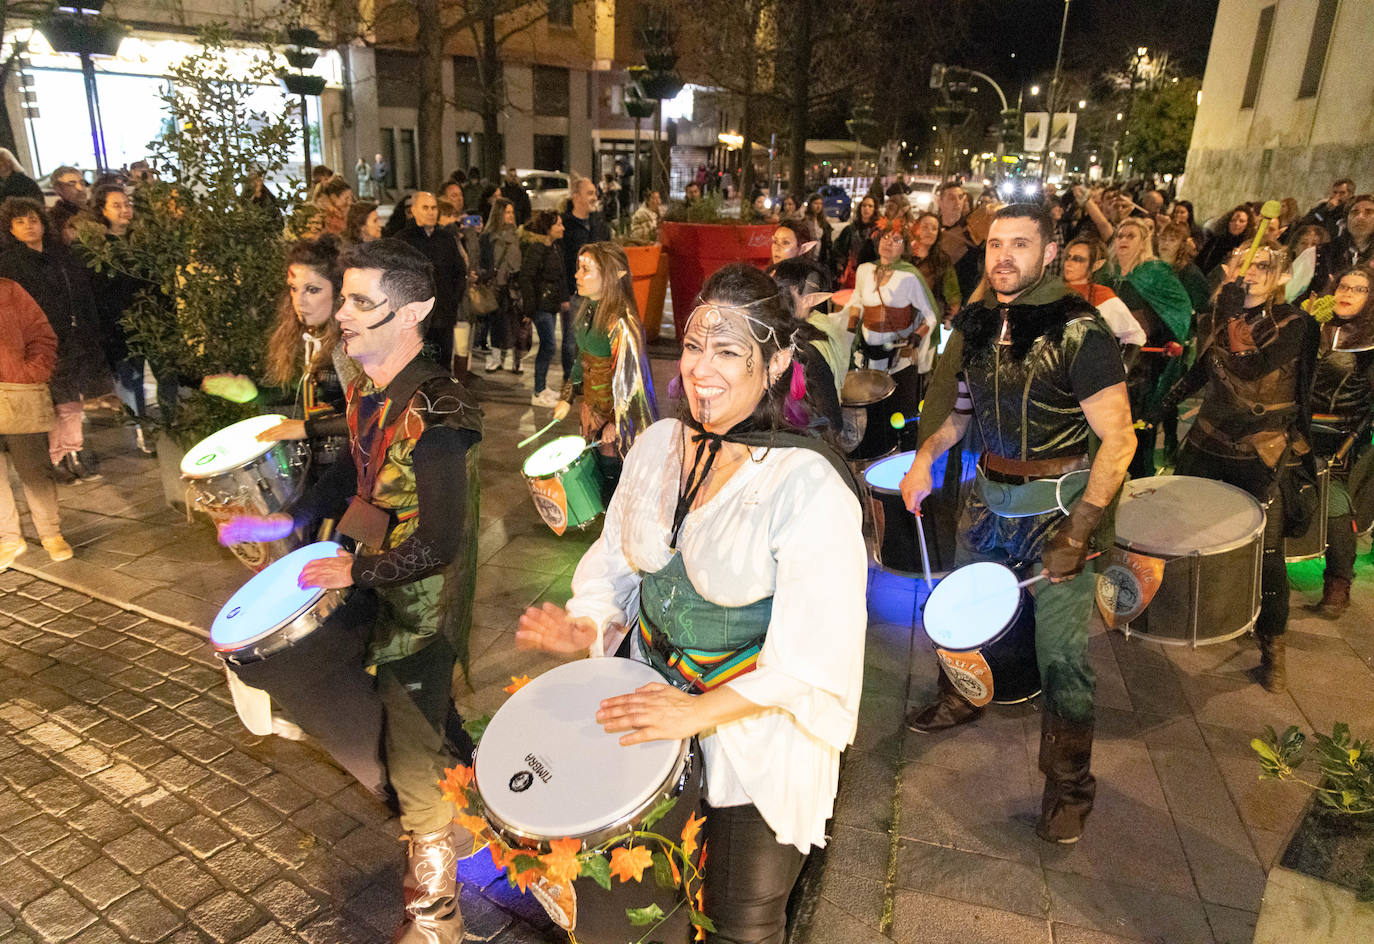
[1000,108,1021,152]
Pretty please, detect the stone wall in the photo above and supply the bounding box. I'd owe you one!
[1180,142,1374,224]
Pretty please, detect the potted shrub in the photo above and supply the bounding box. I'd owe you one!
[657,193,774,338]
[80,30,301,508]
[1250,723,1374,941]
[611,218,668,340]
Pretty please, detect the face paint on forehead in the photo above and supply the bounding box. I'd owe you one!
[685,301,779,348]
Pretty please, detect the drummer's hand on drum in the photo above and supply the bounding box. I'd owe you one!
[516,602,598,654]
[900,455,933,514]
[597,682,702,745]
[257,419,307,442]
[217,513,293,547]
[298,548,355,589]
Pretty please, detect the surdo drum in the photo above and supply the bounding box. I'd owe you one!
[182,414,307,570]
[839,369,899,461]
[921,562,1041,706]
[521,435,605,536]
[1284,457,1331,563]
[863,450,963,576]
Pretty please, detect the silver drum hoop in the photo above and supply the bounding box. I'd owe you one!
[185,439,308,513]
[214,587,349,665]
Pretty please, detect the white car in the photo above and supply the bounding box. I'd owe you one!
[517,170,571,212]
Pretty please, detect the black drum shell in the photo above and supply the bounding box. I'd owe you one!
[840,370,899,461]
[923,584,1041,706]
[1285,459,1330,563]
[867,449,967,576]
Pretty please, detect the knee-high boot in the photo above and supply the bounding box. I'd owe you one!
[1036,712,1096,844]
[394,825,464,943]
[906,666,984,733]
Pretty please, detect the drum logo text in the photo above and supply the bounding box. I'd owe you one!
[527,477,570,536]
[524,753,552,784]
[935,648,994,707]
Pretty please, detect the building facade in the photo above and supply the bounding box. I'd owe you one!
[1181,0,1374,220]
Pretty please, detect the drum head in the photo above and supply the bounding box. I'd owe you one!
[864,450,919,495]
[181,414,287,478]
[924,562,1020,649]
[841,369,896,406]
[1116,475,1265,555]
[210,542,337,652]
[523,436,589,478]
[475,658,685,843]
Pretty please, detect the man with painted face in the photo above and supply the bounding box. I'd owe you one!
[217,239,482,944]
[899,203,1135,845]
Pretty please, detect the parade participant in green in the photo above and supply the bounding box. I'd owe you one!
[900,203,1135,845]
[218,239,482,944]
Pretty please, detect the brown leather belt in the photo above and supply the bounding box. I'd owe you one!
[860,304,915,333]
[982,453,1090,480]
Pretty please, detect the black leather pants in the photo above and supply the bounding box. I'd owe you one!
[700,803,806,944]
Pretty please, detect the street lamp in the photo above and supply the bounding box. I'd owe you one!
[280,27,327,181]
[1078,99,1087,109]
[1030,84,1040,96]
[37,1,127,174]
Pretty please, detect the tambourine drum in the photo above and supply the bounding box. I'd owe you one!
[210,542,350,665]
[863,450,962,576]
[182,414,307,570]
[839,369,898,461]
[475,657,698,941]
[521,435,605,536]
[1285,457,1330,563]
[1112,475,1264,646]
[922,562,1040,706]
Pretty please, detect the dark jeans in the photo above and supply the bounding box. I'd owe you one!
[532,310,557,392]
[1175,444,1288,639]
[700,802,806,944]
[560,306,577,379]
[425,311,457,372]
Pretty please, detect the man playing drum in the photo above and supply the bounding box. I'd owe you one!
[900,203,1135,844]
[218,239,482,943]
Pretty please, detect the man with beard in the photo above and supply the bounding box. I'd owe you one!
[899,203,1135,845]
[217,240,482,943]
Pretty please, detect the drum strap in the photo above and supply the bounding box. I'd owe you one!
[637,617,764,693]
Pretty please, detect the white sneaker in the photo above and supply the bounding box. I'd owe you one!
[502,350,515,371]
[485,351,503,372]
[531,388,560,408]
[0,538,25,571]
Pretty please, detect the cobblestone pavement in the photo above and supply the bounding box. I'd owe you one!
[4,352,1374,943]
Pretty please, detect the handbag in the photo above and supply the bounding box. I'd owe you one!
[1279,451,1320,539]
[0,382,55,434]
[468,281,498,316]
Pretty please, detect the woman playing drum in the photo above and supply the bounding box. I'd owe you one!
[520,264,867,943]
[1305,268,1374,617]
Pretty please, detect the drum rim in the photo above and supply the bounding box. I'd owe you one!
[181,414,291,478]
[521,435,592,480]
[1116,475,1267,556]
[863,449,918,494]
[472,658,687,847]
[185,438,308,490]
[922,561,1024,650]
[211,542,340,653]
[840,369,897,406]
[214,587,345,661]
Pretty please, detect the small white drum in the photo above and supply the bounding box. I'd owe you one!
[474,657,694,851]
[922,562,1040,706]
[182,414,308,570]
[211,542,349,665]
[1109,475,1264,646]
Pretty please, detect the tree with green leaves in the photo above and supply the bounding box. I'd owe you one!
[1122,76,1200,177]
[79,29,301,445]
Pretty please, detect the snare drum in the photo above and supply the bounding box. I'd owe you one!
[863,450,961,576]
[1285,457,1330,562]
[182,414,307,570]
[1111,475,1264,646]
[922,562,1040,706]
[839,369,898,460]
[521,436,605,535]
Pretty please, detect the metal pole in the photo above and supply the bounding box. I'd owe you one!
[1039,0,1071,183]
[80,52,107,174]
[299,93,312,182]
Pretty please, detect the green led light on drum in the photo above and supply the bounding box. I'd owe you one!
[523,435,587,477]
[180,414,288,478]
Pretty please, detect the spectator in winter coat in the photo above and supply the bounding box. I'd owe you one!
[0,148,43,203]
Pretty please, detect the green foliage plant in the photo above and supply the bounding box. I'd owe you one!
[80,27,302,448]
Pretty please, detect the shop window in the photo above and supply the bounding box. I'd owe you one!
[1241,5,1275,109]
[376,49,420,109]
[533,65,570,117]
[1298,0,1338,99]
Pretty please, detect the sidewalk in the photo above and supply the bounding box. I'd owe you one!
[3,358,1374,942]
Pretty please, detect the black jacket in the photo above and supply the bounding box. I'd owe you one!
[518,240,567,315]
[501,181,532,225]
[398,223,466,324]
[0,171,42,202]
[559,210,610,293]
[0,240,109,401]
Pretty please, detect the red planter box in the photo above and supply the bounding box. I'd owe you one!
[658,222,775,338]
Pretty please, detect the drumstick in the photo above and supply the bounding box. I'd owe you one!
[517,418,559,449]
[913,510,934,590]
[1236,200,1282,280]
[1017,550,1105,589]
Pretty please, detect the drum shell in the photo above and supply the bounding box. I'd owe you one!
[185,439,308,570]
[1285,459,1330,563]
[866,449,965,576]
[1120,538,1262,645]
[523,444,605,535]
[925,586,1040,706]
[213,585,351,666]
[840,370,898,461]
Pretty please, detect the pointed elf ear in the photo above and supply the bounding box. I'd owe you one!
[798,291,833,312]
[800,241,819,257]
[1090,257,1106,274]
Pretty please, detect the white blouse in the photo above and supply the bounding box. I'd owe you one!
[566,419,868,852]
[844,263,940,373]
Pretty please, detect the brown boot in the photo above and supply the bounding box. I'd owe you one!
[1255,635,1287,694]
[1308,575,1351,620]
[394,825,463,944]
[906,669,984,733]
[1036,713,1096,844]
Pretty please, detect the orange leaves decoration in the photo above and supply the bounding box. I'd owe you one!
[680,811,704,860]
[503,674,532,694]
[438,764,474,807]
[609,845,654,884]
[540,837,584,884]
